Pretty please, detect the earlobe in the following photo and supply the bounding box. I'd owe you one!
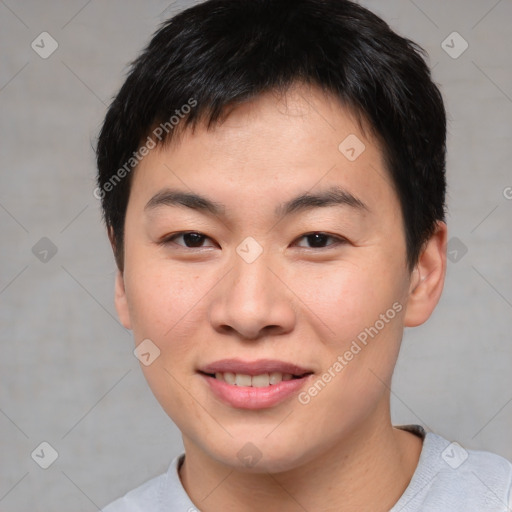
[404,221,447,327]
[114,270,132,330]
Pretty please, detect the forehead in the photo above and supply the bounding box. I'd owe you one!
[130,84,396,219]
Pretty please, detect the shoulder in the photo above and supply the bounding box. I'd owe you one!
[101,472,166,512]
[100,454,193,512]
[394,431,512,512]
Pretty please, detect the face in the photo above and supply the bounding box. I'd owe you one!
[115,84,421,472]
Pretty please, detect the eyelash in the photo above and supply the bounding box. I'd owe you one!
[160,231,347,250]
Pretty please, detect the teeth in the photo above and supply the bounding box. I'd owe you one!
[269,372,282,385]
[214,372,295,387]
[223,372,236,385]
[235,373,252,386]
[252,374,269,387]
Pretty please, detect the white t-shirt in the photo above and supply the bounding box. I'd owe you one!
[102,426,512,511]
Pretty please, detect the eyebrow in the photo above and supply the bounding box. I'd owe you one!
[144,185,368,218]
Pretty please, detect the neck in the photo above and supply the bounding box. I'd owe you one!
[179,400,422,512]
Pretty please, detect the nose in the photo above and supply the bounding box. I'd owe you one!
[208,252,296,340]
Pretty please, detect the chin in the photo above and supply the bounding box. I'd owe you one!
[203,434,318,474]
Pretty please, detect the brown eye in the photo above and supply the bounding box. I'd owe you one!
[164,231,216,248]
[295,232,344,249]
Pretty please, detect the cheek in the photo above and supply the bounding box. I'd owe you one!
[296,260,407,395]
[295,267,405,435]
[296,263,400,343]
[124,262,206,341]
[123,264,209,414]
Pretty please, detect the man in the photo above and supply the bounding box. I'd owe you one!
[96,1,512,510]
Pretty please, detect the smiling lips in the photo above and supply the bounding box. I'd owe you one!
[199,359,313,409]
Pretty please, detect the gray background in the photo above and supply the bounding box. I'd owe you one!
[1,0,511,510]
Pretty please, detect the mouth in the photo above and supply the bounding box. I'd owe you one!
[198,359,314,409]
[202,371,302,387]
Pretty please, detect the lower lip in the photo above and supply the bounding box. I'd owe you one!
[201,374,311,410]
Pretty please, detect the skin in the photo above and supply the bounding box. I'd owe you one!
[114,83,447,511]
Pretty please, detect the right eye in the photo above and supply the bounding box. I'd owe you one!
[161,231,217,249]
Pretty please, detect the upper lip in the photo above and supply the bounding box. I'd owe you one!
[199,359,313,376]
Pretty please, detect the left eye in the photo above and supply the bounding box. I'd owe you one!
[294,232,344,249]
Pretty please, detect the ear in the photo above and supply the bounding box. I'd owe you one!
[115,270,132,330]
[404,221,447,327]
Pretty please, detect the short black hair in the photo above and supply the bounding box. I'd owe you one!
[96,0,446,271]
